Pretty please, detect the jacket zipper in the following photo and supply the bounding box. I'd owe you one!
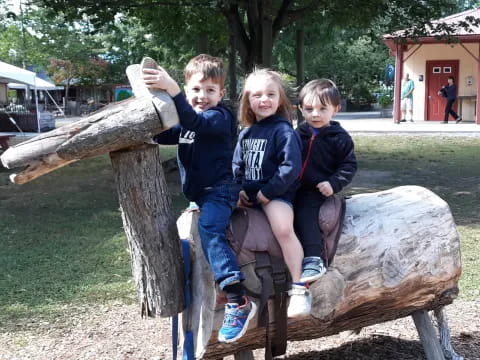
[299,129,316,180]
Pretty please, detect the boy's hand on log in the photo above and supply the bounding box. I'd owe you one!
[143,67,181,97]
[317,181,333,197]
[237,190,253,208]
[256,190,270,205]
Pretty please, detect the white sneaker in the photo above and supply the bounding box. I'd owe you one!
[287,284,311,318]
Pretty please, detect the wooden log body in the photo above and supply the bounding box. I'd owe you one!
[1,95,178,184]
[176,185,461,359]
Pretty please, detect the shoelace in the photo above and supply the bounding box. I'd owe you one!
[288,286,310,296]
[223,307,245,326]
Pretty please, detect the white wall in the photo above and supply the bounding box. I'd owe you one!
[403,43,478,121]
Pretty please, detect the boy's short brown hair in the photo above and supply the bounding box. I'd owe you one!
[299,79,341,108]
[184,54,226,88]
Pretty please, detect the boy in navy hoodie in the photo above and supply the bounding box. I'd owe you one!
[294,79,357,283]
[143,54,256,343]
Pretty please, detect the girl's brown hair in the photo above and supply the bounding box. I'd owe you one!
[239,68,292,127]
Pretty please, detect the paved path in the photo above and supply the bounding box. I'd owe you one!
[334,112,480,136]
[2,113,480,142]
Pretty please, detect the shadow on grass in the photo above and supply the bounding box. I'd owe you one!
[1,136,479,330]
[285,333,479,360]
[0,154,187,327]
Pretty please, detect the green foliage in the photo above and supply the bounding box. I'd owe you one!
[274,26,393,106]
[3,0,478,93]
[377,94,393,107]
[0,5,114,84]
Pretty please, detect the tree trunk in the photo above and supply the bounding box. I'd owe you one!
[110,144,184,317]
[222,1,275,72]
[176,185,461,359]
[198,34,209,54]
[260,1,273,68]
[296,29,305,87]
[228,34,237,100]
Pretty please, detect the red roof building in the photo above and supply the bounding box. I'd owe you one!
[384,8,480,124]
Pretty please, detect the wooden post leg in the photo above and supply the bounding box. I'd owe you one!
[234,350,255,360]
[110,145,185,317]
[433,307,464,360]
[412,310,445,360]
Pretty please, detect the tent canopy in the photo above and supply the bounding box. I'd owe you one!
[0,61,61,89]
[8,79,62,90]
[0,60,37,85]
[1,60,63,133]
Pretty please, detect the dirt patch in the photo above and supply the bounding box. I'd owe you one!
[1,300,478,360]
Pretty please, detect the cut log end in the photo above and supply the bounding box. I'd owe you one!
[8,154,76,184]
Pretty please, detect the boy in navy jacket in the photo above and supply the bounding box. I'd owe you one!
[143,54,256,343]
[294,79,357,283]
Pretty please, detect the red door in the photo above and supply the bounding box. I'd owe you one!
[426,60,459,121]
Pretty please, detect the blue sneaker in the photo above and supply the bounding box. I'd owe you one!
[218,297,257,343]
[300,256,327,283]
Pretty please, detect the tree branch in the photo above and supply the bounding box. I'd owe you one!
[272,0,293,34]
[247,0,260,41]
[273,0,324,35]
[220,2,250,62]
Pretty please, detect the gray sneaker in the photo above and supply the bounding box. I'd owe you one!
[300,256,327,283]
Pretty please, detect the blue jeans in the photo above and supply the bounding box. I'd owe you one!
[196,182,244,290]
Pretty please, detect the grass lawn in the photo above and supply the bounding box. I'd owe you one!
[0,136,478,331]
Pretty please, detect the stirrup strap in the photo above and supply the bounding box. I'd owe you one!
[172,240,194,360]
[270,256,289,357]
[255,252,289,360]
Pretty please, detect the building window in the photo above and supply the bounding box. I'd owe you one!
[443,67,452,73]
[433,67,441,73]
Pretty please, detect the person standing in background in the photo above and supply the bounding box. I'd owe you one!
[399,73,415,123]
[438,76,462,124]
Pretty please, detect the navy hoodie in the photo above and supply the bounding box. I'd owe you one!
[441,84,457,100]
[232,114,302,202]
[296,121,357,194]
[153,93,237,201]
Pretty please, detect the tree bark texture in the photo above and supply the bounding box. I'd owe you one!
[176,185,461,359]
[110,144,184,317]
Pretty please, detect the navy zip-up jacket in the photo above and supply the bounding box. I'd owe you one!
[441,84,457,100]
[296,121,357,194]
[153,93,237,201]
[233,114,302,202]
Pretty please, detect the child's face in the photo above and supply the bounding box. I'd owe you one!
[185,73,225,112]
[300,99,339,128]
[247,78,280,121]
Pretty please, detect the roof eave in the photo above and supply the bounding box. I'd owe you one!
[383,34,480,53]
